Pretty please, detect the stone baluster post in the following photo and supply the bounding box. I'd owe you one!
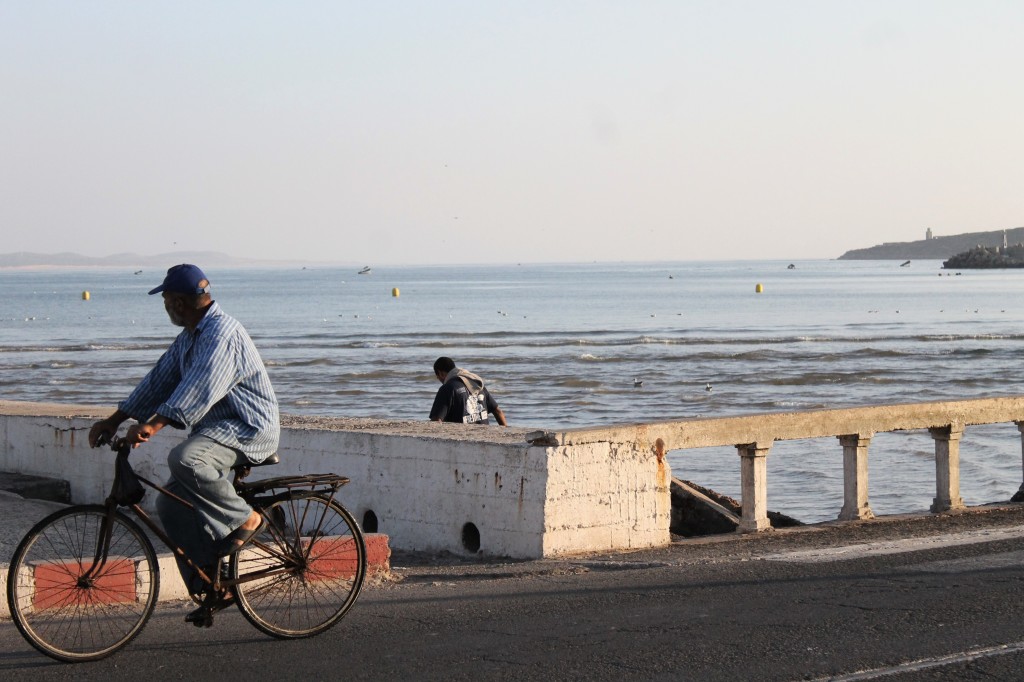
[736,441,772,533]
[929,425,965,513]
[838,434,875,520]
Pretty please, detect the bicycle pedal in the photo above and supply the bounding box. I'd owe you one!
[185,607,215,628]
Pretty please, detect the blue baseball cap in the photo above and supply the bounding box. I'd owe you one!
[148,264,211,295]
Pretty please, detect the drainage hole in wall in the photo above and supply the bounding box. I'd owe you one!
[461,522,481,553]
[362,510,378,533]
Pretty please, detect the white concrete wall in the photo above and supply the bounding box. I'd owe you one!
[278,425,553,557]
[0,402,673,559]
[543,440,672,555]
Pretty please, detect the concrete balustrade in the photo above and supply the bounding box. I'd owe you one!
[3,397,1024,561]
[533,396,1024,534]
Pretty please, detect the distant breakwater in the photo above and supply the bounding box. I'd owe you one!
[943,244,1024,269]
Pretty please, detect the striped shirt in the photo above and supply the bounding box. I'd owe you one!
[119,301,280,461]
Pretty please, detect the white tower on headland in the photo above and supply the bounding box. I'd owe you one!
[1004,230,1008,250]
[926,228,933,240]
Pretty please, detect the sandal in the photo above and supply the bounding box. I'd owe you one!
[216,516,267,557]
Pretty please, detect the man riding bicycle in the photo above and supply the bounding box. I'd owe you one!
[88,264,279,618]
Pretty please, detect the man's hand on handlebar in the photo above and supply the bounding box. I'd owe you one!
[89,410,169,450]
[123,415,170,449]
[124,422,157,448]
[89,417,123,449]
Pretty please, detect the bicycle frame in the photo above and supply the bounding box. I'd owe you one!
[95,442,349,594]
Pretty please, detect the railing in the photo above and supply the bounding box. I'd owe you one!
[528,396,1024,533]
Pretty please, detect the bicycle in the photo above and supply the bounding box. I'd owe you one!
[5,435,366,662]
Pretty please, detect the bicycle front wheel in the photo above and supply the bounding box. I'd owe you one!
[6,505,159,662]
[231,494,365,638]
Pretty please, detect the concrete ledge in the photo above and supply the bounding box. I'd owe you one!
[0,471,71,503]
[671,478,740,536]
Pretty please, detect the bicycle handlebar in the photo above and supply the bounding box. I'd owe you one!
[94,432,132,455]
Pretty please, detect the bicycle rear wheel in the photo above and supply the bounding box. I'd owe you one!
[6,505,159,662]
[231,494,365,638]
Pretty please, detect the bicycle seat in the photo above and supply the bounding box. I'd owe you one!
[232,453,280,482]
[237,453,280,469]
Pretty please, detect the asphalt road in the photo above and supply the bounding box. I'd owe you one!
[4,507,1024,681]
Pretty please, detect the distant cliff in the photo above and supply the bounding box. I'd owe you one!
[0,251,328,268]
[0,251,240,268]
[839,227,1024,260]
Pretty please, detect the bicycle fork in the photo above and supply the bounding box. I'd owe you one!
[78,500,120,587]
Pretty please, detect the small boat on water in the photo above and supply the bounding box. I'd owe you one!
[358,266,372,275]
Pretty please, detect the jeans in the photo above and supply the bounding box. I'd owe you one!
[155,435,252,594]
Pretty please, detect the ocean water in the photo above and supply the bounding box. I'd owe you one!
[2,259,1023,523]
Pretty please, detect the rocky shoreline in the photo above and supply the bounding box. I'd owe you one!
[943,243,1024,269]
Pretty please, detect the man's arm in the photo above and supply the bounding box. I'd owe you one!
[118,344,183,426]
[484,390,507,426]
[492,405,507,426]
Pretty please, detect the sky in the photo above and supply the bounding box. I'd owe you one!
[2,1,1023,265]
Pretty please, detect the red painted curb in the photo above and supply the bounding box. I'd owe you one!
[364,533,391,576]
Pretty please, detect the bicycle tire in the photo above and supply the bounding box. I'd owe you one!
[231,494,365,638]
[6,505,159,662]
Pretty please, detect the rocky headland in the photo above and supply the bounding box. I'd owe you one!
[839,226,1024,260]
